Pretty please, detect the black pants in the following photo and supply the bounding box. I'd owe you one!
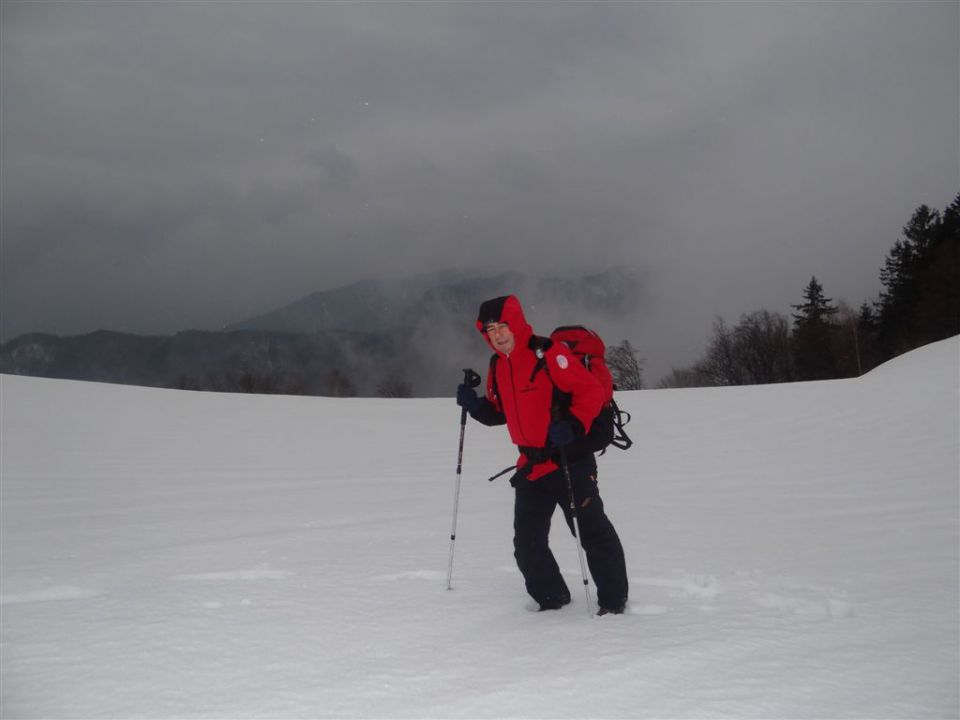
[513,457,628,611]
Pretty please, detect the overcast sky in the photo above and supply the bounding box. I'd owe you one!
[2,1,957,379]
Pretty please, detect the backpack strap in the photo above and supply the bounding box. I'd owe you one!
[527,335,553,384]
[514,335,574,419]
[608,398,633,450]
[488,352,499,401]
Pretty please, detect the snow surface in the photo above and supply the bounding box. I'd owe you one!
[2,337,958,719]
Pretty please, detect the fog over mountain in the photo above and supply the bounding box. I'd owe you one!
[233,266,654,393]
[230,266,649,335]
[1,268,653,396]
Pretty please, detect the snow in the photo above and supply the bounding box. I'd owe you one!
[1,337,958,719]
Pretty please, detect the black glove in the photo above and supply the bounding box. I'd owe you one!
[548,418,582,448]
[456,384,481,413]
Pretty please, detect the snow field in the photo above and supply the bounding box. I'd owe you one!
[1,337,957,718]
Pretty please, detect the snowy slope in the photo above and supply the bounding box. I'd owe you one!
[1,337,958,719]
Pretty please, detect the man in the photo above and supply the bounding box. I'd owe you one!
[456,295,629,615]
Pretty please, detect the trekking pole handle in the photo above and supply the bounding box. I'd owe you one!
[488,465,515,482]
[460,368,482,425]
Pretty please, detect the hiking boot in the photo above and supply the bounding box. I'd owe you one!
[596,605,625,616]
[538,594,571,611]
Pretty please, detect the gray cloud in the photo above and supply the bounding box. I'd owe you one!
[2,1,957,381]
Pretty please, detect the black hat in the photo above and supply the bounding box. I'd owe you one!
[477,296,509,328]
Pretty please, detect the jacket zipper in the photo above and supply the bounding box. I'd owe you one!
[506,356,534,447]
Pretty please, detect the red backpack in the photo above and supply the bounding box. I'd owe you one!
[486,325,634,456]
[483,324,635,482]
[549,326,633,453]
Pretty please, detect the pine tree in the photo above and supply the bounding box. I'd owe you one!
[877,205,939,355]
[791,277,839,381]
[876,197,960,356]
[792,277,839,326]
[914,196,960,346]
[856,302,882,373]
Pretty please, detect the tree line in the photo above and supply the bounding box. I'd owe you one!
[649,195,959,388]
[172,195,956,396]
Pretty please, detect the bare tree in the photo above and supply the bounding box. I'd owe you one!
[377,374,413,398]
[605,339,645,390]
[238,373,277,394]
[732,310,793,384]
[656,365,712,389]
[830,303,861,377]
[700,318,742,386]
[175,374,202,391]
[325,368,357,397]
[659,311,793,388]
[283,375,311,396]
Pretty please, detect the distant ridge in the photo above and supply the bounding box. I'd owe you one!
[227,266,646,335]
[1,267,649,396]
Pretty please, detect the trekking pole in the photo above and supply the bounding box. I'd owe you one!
[554,413,594,616]
[447,368,481,590]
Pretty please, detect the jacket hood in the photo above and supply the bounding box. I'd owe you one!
[476,295,533,355]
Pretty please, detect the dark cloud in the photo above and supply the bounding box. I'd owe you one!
[2,1,957,381]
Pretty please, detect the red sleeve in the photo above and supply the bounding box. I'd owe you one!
[545,346,604,433]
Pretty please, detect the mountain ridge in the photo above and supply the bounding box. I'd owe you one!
[226,267,645,334]
[1,267,648,396]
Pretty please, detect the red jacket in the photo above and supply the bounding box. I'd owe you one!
[474,296,605,481]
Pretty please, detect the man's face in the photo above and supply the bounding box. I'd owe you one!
[485,321,516,354]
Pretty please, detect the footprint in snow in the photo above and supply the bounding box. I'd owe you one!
[631,572,721,600]
[751,591,854,618]
[628,604,672,616]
